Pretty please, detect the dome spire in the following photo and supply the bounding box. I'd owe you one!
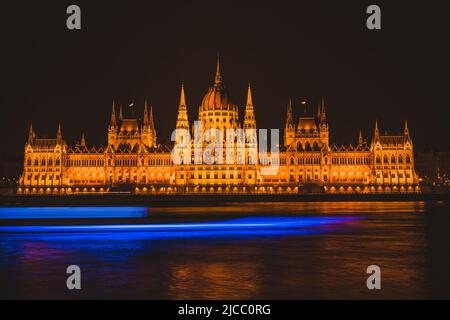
[214,53,222,85]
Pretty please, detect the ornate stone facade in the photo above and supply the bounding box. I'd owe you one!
[18,59,420,195]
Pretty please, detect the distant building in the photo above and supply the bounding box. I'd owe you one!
[17,58,420,195]
[415,150,450,186]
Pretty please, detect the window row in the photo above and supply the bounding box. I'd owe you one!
[376,154,411,164]
[27,158,60,166]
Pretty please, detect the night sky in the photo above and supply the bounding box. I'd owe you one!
[1,0,449,157]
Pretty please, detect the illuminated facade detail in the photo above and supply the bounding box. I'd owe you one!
[18,59,420,194]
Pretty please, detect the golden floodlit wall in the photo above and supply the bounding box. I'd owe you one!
[17,59,419,195]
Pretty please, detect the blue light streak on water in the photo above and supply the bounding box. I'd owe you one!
[0,217,360,234]
[1,228,326,243]
[0,206,147,219]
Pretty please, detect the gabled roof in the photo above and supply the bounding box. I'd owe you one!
[32,138,60,148]
[379,135,406,145]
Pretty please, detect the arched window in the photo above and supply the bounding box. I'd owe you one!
[27,158,31,166]
[376,156,381,164]
[41,158,46,166]
[391,155,396,163]
[383,155,388,164]
[55,158,60,165]
[398,155,403,163]
[290,157,294,165]
[406,155,411,163]
[305,142,311,150]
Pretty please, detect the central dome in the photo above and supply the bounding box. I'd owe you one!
[200,56,236,112]
[201,85,231,111]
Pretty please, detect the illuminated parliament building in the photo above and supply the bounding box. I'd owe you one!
[18,59,420,195]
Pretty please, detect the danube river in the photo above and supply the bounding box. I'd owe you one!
[0,201,449,299]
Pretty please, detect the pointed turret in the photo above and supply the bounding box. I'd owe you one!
[149,103,156,133]
[246,82,253,107]
[119,105,123,121]
[286,98,293,128]
[174,82,190,150]
[317,101,322,120]
[374,119,379,139]
[141,100,157,148]
[110,99,117,126]
[319,97,327,124]
[176,82,189,130]
[244,83,256,130]
[143,98,149,126]
[180,82,186,106]
[80,132,86,147]
[317,97,329,146]
[28,123,34,144]
[57,123,62,144]
[284,98,295,147]
[404,120,409,137]
[358,130,363,145]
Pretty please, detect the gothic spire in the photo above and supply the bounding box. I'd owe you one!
[244,83,256,130]
[176,82,189,130]
[358,130,363,145]
[110,99,117,126]
[180,82,186,106]
[80,132,86,147]
[119,105,123,121]
[404,119,409,136]
[246,82,253,106]
[149,103,155,132]
[286,98,293,128]
[374,119,379,139]
[317,101,322,119]
[143,98,149,126]
[28,123,34,144]
[320,97,327,123]
[57,123,62,144]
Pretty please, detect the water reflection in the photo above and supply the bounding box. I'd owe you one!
[0,201,448,299]
[149,201,426,215]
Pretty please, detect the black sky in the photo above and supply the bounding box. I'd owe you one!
[1,0,449,156]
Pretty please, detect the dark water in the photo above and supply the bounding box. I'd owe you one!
[1,201,449,299]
